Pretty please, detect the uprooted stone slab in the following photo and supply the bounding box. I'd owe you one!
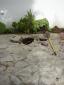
[41,41,48,46]
[10,34,47,45]
[10,35,22,43]
[22,37,34,45]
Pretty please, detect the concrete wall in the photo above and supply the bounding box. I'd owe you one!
[0,0,64,28]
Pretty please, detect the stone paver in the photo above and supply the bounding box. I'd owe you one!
[0,34,64,85]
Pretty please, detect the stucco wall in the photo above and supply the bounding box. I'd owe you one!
[0,0,64,28]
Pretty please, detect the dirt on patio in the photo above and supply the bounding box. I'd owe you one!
[0,33,64,85]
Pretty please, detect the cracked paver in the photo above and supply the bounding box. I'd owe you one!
[0,34,64,85]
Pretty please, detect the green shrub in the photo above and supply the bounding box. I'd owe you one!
[34,18,49,31]
[12,10,35,33]
[4,28,12,34]
[12,22,19,33]
[17,21,26,33]
[12,10,50,34]
[0,22,6,34]
[18,10,35,33]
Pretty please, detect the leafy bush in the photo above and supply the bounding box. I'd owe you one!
[18,10,35,33]
[0,22,14,34]
[34,18,49,31]
[0,22,6,34]
[12,22,19,33]
[0,11,50,34]
[4,28,12,34]
[12,10,36,33]
[12,10,50,34]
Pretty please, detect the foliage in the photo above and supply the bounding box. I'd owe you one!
[18,10,35,33]
[34,18,49,31]
[0,22,6,34]
[4,28,12,34]
[12,10,50,33]
[12,10,35,33]
[12,22,19,33]
[0,10,50,34]
[0,22,14,34]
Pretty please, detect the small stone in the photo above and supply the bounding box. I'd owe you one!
[10,35,21,43]
[10,75,23,85]
[0,55,13,62]
[0,74,10,85]
[41,41,48,46]
[56,77,60,81]
[0,65,6,72]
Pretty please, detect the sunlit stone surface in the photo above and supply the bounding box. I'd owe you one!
[0,34,64,85]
